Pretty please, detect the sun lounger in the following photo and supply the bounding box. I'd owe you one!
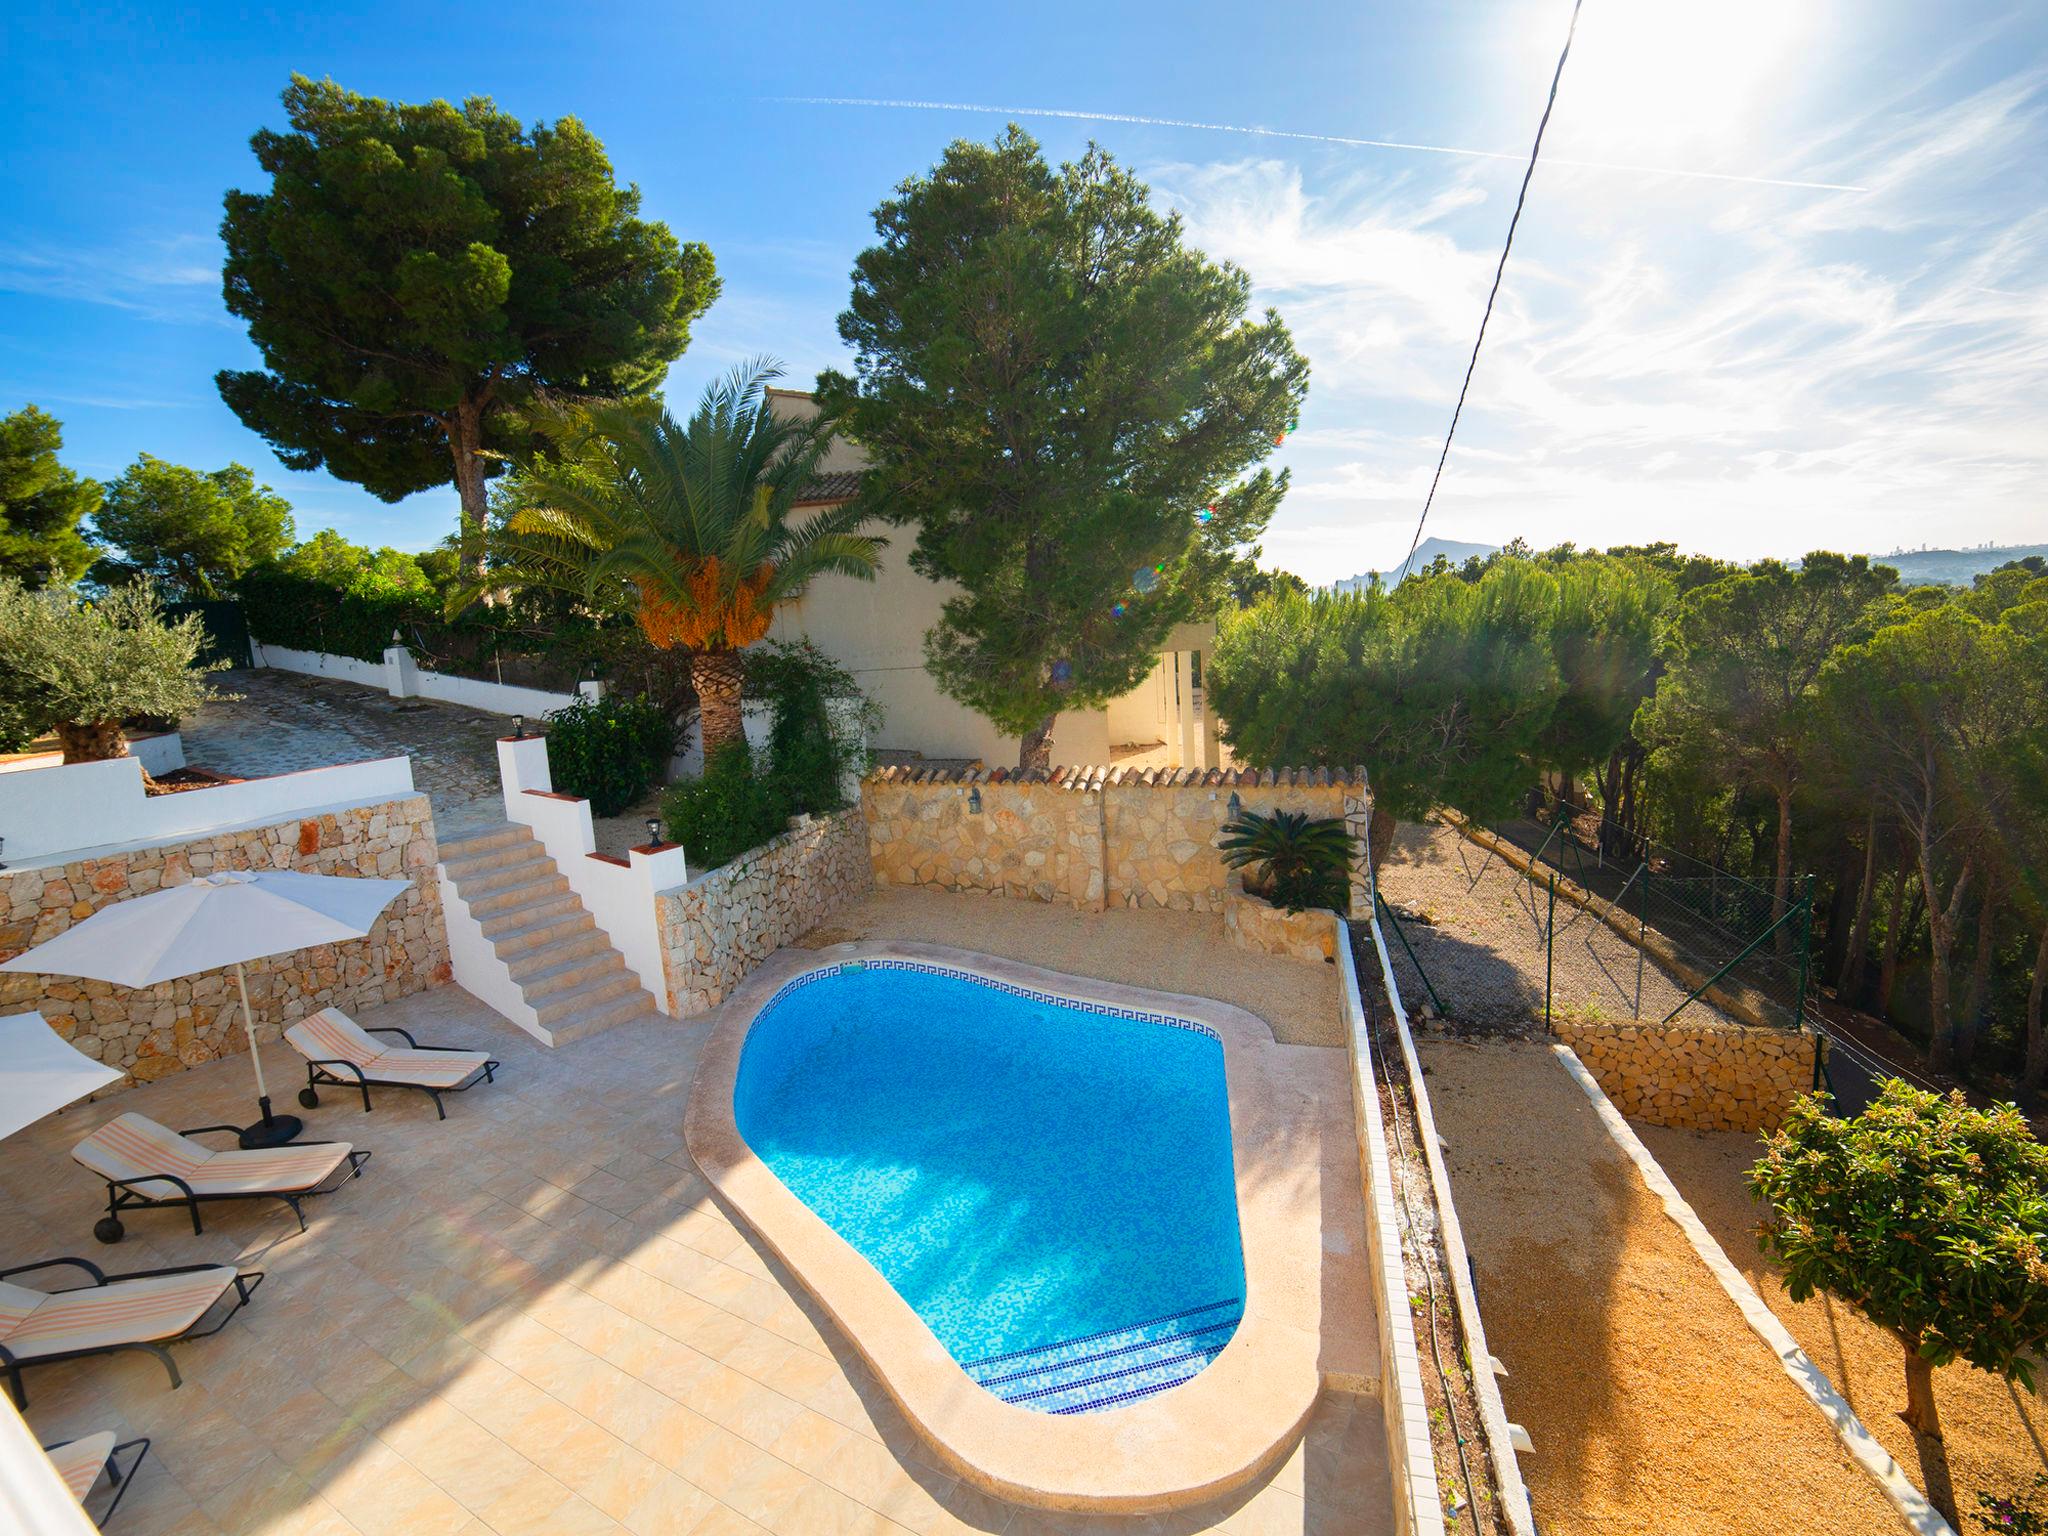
[42,1430,151,1525]
[0,1258,261,1409]
[72,1112,370,1242]
[285,1007,499,1120]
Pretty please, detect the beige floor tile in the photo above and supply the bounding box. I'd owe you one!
[620,1471,722,1536]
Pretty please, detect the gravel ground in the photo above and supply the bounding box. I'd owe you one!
[1418,1037,1904,1534]
[1640,1121,2048,1523]
[803,887,1344,1047]
[1376,820,1732,1029]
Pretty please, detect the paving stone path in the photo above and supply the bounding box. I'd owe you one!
[180,668,509,836]
[1375,818,1730,1028]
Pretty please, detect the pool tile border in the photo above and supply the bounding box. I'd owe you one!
[686,939,1328,1513]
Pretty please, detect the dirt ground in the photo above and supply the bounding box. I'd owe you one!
[1417,1037,1905,1535]
[1639,1121,2048,1523]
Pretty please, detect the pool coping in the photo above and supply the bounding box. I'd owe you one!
[685,938,1326,1513]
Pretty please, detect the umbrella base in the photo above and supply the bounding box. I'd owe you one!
[238,1104,303,1149]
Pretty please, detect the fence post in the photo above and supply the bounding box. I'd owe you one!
[1545,872,1557,1033]
[1794,871,1816,1029]
[1634,860,1648,1019]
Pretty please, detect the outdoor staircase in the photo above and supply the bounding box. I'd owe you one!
[959,1297,1243,1415]
[436,822,656,1046]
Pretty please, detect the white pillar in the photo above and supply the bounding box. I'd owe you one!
[497,733,552,822]
[1177,652,1202,768]
[383,643,420,699]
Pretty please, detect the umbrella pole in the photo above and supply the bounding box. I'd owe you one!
[233,960,303,1149]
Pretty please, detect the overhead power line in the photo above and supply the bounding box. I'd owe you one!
[1396,0,1586,586]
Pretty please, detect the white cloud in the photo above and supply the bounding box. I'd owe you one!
[0,234,228,325]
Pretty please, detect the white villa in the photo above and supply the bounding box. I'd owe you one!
[764,389,1225,770]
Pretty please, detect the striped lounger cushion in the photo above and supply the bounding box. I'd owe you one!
[43,1430,117,1502]
[288,1008,490,1089]
[0,1267,238,1361]
[72,1113,353,1199]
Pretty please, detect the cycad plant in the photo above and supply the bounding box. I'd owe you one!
[470,360,880,757]
[1219,808,1354,914]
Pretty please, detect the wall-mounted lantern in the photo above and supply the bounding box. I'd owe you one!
[1227,790,1242,820]
[511,714,526,740]
[646,817,663,846]
[967,786,983,815]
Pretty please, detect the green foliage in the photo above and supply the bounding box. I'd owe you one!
[1749,1081,2048,1384]
[541,692,675,817]
[1219,808,1353,913]
[215,74,719,565]
[660,741,790,871]
[92,454,294,599]
[0,405,99,588]
[745,639,880,817]
[239,564,425,661]
[1536,554,1670,780]
[1225,561,1310,609]
[278,529,435,602]
[818,126,1308,764]
[1978,1473,2048,1533]
[0,577,231,742]
[1207,562,1562,823]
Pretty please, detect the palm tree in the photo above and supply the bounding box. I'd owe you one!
[1219,808,1354,913]
[475,360,881,759]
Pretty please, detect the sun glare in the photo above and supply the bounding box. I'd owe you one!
[1544,0,1820,163]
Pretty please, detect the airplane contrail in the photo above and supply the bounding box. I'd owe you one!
[772,95,1867,194]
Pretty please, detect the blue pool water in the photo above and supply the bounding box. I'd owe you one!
[733,962,1246,1413]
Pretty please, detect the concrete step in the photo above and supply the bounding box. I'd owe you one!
[488,904,598,958]
[533,969,644,1027]
[467,871,571,917]
[452,852,557,897]
[438,822,528,858]
[520,947,629,1002]
[440,839,544,882]
[504,926,611,980]
[548,988,657,1046]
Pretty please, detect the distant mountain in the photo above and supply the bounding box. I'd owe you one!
[1331,536,1500,593]
[1870,544,2048,587]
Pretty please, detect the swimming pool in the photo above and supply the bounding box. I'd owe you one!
[732,960,1246,1415]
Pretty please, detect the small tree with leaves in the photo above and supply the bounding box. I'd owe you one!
[1750,1081,2048,1526]
[0,405,99,588]
[0,578,231,765]
[91,454,295,599]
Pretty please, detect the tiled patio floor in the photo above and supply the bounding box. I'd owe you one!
[4,970,1391,1534]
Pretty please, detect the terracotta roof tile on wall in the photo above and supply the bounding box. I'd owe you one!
[794,471,863,505]
[863,763,1368,788]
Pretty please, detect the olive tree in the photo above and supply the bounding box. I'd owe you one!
[0,579,231,766]
[1750,1081,2048,1525]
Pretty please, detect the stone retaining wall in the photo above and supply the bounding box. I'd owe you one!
[1223,873,1338,963]
[864,764,1371,912]
[1551,1019,1818,1132]
[0,795,450,1084]
[657,808,870,1015]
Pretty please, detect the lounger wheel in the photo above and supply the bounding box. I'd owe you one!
[298,1087,320,1109]
[94,1216,125,1244]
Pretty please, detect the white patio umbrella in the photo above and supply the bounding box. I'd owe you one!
[0,870,410,1147]
[0,1011,125,1142]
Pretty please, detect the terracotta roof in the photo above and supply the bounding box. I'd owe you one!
[863,764,1368,789]
[794,470,863,505]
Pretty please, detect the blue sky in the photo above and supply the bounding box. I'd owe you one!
[3,0,2043,584]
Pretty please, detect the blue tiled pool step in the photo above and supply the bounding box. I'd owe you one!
[960,1297,1244,1414]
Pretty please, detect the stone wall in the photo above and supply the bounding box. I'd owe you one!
[863,764,1370,912]
[0,795,450,1084]
[1551,1019,1818,1132]
[657,808,870,1016]
[1223,873,1339,964]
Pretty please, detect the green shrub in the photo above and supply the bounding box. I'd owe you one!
[660,740,790,870]
[746,639,878,816]
[1219,807,1353,913]
[542,692,675,817]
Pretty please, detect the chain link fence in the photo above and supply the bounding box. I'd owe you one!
[1370,804,1818,1051]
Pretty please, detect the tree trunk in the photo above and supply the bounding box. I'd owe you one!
[2021,926,2048,1105]
[1920,845,1971,1074]
[1838,810,1878,1000]
[1877,850,1908,1020]
[690,650,747,764]
[447,399,490,583]
[1961,876,2000,1064]
[57,719,130,764]
[1365,804,1398,886]
[1772,785,1795,956]
[1899,1341,1957,1527]
[1017,714,1056,773]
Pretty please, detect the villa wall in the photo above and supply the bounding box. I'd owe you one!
[1551,1018,1818,1132]
[862,764,1371,913]
[656,808,870,1016]
[0,794,450,1083]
